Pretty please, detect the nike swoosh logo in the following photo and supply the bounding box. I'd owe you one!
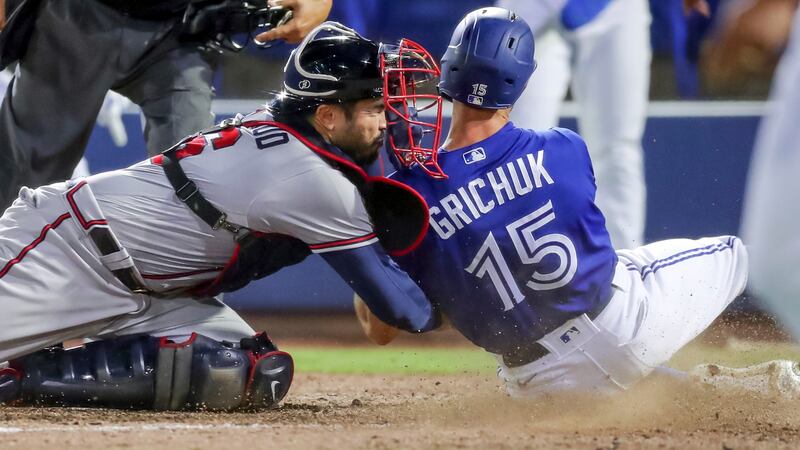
[270,380,280,400]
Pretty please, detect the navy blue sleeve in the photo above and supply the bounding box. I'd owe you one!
[320,242,440,333]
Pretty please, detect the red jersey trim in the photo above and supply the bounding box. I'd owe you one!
[159,333,198,349]
[190,243,243,297]
[240,120,429,256]
[66,180,108,230]
[0,213,72,279]
[308,233,378,251]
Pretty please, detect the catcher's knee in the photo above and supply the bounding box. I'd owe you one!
[1,331,293,410]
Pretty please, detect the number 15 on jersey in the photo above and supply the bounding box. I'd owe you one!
[464,200,578,311]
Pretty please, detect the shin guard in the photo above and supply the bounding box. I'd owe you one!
[4,331,293,410]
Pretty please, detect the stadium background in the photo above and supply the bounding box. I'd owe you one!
[81,0,768,313]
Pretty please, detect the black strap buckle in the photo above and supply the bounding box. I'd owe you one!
[212,213,240,234]
[218,117,240,128]
[161,130,249,240]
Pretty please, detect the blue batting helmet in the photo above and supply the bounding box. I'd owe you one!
[438,7,536,109]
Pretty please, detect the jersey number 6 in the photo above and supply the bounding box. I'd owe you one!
[464,200,578,311]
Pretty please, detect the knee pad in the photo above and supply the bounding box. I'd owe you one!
[154,332,294,410]
[4,331,293,411]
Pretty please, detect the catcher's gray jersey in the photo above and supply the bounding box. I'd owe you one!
[0,110,377,360]
[90,110,376,292]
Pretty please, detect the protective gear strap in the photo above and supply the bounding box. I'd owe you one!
[160,132,247,239]
[153,335,197,410]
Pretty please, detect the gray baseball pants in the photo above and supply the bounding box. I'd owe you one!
[0,0,216,209]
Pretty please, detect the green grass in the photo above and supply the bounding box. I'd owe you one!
[288,340,800,375]
[290,346,496,375]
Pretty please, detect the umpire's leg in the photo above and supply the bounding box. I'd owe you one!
[118,43,217,156]
[0,0,119,209]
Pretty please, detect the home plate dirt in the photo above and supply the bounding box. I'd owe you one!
[2,370,800,449]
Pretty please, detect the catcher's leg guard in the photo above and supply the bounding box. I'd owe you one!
[0,368,22,404]
[1,332,293,410]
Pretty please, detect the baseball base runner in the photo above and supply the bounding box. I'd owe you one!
[358,7,754,398]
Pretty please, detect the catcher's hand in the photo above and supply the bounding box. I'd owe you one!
[353,294,400,345]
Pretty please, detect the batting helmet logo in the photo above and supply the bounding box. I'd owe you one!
[467,95,484,106]
[298,79,311,90]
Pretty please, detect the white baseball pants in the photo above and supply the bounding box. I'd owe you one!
[497,236,748,397]
[504,0,652,250]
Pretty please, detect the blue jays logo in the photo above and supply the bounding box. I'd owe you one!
[560,326,580,343]
[463,147,486,165]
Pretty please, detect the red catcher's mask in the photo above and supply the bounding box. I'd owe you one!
[380,39,446,179]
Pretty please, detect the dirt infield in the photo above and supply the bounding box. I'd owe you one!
[3,371,800,449]
[2,313,799,449]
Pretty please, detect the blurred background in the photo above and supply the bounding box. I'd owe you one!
[212,0,795,99]
[76,0,797,319]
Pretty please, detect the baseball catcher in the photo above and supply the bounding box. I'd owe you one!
[0,22,442,410]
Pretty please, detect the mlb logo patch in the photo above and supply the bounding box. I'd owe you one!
[463,147,486,165]
[560,326,581,343]
[467,95,484,106]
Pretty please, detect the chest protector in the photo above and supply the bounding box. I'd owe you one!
[159,119,428,297]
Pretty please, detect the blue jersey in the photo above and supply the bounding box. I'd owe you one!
[562,0,612,30]
[391,123,617,356]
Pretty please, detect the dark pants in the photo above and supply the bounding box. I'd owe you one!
[0,0,217,208]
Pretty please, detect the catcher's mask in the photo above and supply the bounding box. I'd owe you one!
[380,39,445,179]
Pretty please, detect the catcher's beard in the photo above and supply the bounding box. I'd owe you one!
[337,133,384,166]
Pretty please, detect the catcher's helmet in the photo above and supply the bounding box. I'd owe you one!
[439,7,536,109]
[277,22,445,177]
[281,22,384,109]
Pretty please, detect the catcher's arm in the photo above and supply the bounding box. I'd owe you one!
[354,293,401,345]
[320,243,439,332]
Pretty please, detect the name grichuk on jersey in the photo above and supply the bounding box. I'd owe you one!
[392,123,617,356]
